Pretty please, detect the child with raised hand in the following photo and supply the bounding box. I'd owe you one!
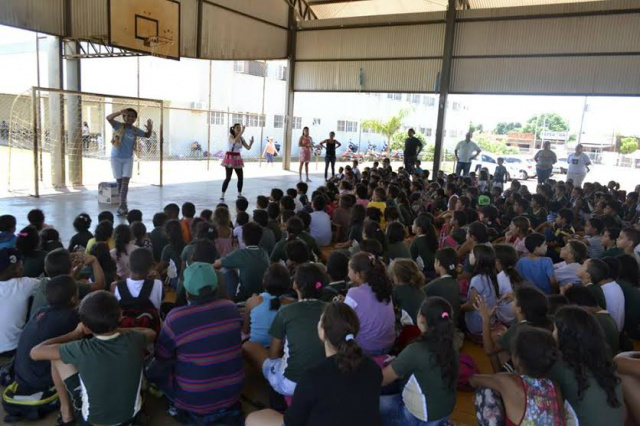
[554,240,588,287]
[410,213,439,275]
[110,224,137,280]
[424,247,461,322]
[515,233,557,294]
[476,285,552,373]
[381,297,458,426]
[243,263,326,397]
[68,213,92,252]
[30,291,156,426]
[461,244,499,335]
[548,306,624,426]
[390,259,426,324]
[345,252,395,355]
[493,244,526,326]
[243,264,294,346]
[470,326,566,426]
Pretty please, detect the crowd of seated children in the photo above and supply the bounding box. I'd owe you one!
[1,162,640,426]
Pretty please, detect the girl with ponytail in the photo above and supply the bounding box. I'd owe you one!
[389,258,426,324]
[243,263,294,346]
[381,297,458,426]
[493,243,525,326]
[346,252,396,355]
[461,244,499,335]
[246,302,383,426]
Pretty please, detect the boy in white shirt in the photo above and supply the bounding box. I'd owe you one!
[0,248,40,354]
[233,212,249,250]
[111,247,163,312]
[309,196,332,247]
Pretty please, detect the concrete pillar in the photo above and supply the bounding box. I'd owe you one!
[283,5,297,171]
[65,42,83,186]
[47,37,65,188]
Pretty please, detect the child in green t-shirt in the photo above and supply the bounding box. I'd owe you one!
[31,291,156,426]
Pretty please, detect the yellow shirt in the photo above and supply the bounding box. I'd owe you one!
[367,201,387,229]
[85,237,115,254]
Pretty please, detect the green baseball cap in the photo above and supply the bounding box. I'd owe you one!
[183,262,218,296]
[478,195,491,206]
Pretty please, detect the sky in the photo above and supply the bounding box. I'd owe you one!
[2,25,640,139]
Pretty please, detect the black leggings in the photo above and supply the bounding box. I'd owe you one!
[325,156,336,180]
[222,167,243,193]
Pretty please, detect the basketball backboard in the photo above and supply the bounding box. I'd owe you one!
[109,0,180,60]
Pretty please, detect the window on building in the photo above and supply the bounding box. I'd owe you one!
[233,61,266,77]
[426,128,432,137]
[387,93,401,101]
[247,114,265,127]
[231,113,244,125]
[275,64,287,80]
[453,102,461,111]
[450,130,458,138]
[274,115,284,129]
[233,61,246,73]
[410,94,421,104]
[313,118,321,126]
[293,116,302,130]
[418,127,426,135]
[423,96,436,107]
[208,111,224,126]
[338,120,358,133]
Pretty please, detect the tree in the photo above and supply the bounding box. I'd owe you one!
[494,122,522,135]
[476,134,519,155]
[522,113,569,136]
[362,110,408,154]
[620,137,638,155]
[469,122,484,134]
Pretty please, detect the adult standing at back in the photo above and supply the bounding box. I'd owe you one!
[106,108,152,216]
[533,141,557,184]
[320,132,342,181]
[404,128,423,175]
[566,144,592,188]
[454,132,481,176]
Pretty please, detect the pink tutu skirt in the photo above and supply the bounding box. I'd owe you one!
[300,147,311,163]
[221,151,244,168]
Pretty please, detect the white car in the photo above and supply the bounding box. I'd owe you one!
[553,158,568,175]
[471,153,536,180]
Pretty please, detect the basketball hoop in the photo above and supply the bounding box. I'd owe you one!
[144,36,176,59]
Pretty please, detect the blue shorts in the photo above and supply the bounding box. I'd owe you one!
[262,358,297,396]
[111,157,134,179]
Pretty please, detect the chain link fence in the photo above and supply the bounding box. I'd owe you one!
[1,88,285,196]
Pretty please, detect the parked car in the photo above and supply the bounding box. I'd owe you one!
[553,158,568,174]
[471,153,534,180]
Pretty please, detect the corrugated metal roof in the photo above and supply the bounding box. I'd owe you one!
[295,59,442,91]
[297,23,445,59]
[0,0,65,36]
[70,0,108,40]
[309,0,618,20]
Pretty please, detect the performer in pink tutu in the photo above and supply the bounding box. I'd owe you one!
[220,123,253,201]
[298,126,313,182]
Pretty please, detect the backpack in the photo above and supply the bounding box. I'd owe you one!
[117,279,161,333]
[2,382,59,423]
[457,353,480,391]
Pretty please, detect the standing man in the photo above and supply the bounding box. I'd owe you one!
[566,144,592,187]
[454,132,481,176]
[403,128,423,174]
[533,141,557,184]
[106,108,152,216]
[82,121,90,151]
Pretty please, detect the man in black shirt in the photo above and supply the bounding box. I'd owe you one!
[403,128,423,175]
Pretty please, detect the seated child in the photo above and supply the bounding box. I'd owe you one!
[381,297,458,425]
[470,326,566,426]
[40,228,64,253]
[386,221,411,261]
[461,245,499,335]
[14,276,79,397]
[243,264,294,346]
[515,233,556,294]
[233,211,249,250]
[554,240,588,287]
[389,259,425,324]
[266,202,283,242]
[309,195,332,247]
[16,226,47,278]
[345,252,395,356]
[0,214,17,249]
[0,248,41,355]
[131,221,152,250]
[424,247,461,322]
[110,224,138,280]
[243,263,326,397]
[112,247,163,312]
[180,202,196,243]
[30,291,155,426]
[150,212,169,262]
[27,209,49,231]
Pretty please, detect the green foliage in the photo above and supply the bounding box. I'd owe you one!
[494,122,522,135]
[620,137,638,155]
[476,135,519,155]
[361,110,408,151]
[390,131,426,151]
[522,113,569,135]
[469,122,484,134]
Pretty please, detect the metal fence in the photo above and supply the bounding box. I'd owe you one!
[0,88,284,196]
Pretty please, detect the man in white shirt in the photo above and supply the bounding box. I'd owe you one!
[454,132,481,176]
[566,144,591,188]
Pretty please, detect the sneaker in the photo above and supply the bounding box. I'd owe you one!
[306,178,312,183]
[116,207,127,216]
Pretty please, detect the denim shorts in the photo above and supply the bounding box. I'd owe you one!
[111,157,134,179]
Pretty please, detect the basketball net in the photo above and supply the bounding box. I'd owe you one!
[144,36,176,59]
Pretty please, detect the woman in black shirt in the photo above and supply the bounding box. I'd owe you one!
[320,132,342,181]
[246,302,382,426]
